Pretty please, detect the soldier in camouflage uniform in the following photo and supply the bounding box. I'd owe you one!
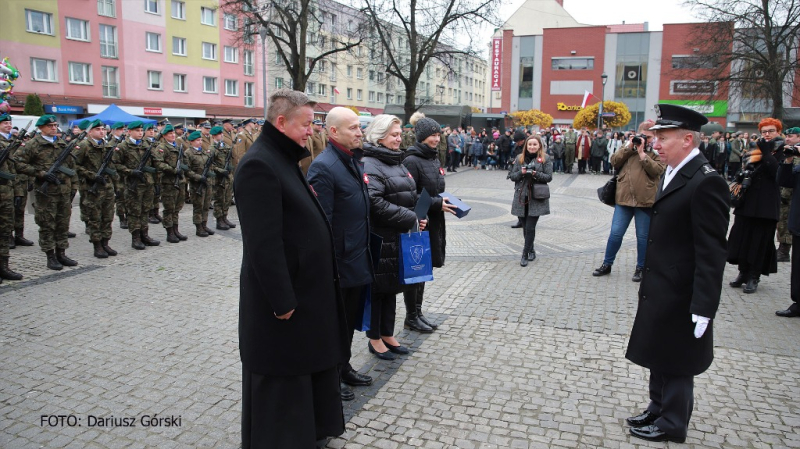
[74,120,93,228]
[200,122,213,152]
[13,115,80,270]
[107,122,128,229]
[113,121,161,250]
[152,124,188,244]
[0,114,24,281]
[2,116,35,248]
[221,119,235,148]
[563,126,578,174]
[74,120,118,258]
[778,127,800,262]
[232,118,257,171]
[143,123,163,225]
[401,123,415,150]
[210,126,235,230]
[184,131,216,237]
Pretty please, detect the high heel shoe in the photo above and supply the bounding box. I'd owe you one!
[368,341,396,360]
[381,340,409,355]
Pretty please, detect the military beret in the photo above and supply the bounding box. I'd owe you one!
[111,122,126,130]
[241,118,255,126]
[786,127,800,135]
[222,118,233,124]
[210,126,223,136]
[173,123,184,130]
[187,130,202,141]
[142,123,155,131]
[127,121,144,130]
[77,120,92,131]
[403,124,413,128]
[201,121,212,129]
[161,124,175,135]
[87,119,105,130]
[36,115,58,127]
[0,113,10,123]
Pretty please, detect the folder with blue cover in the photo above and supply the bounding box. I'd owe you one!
[438,192,471,218]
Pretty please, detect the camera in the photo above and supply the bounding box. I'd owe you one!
[632,134,649,146]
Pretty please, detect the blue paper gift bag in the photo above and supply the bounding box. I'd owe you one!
[398,231,434,285]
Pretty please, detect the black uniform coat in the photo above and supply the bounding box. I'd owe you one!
[403,142,446,267]
[234,121,349,377]
[625,153,730,376]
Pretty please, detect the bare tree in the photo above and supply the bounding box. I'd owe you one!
[360,0,501,122]
[222,0,365,93]
[683,0,800,120]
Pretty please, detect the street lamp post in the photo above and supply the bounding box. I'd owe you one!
[437,85,445,104]
[259,27,268,119]
[598,72,608,131]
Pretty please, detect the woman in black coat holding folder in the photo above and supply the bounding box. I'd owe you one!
[402,113,457,332]
[509,135,553,266]
[363,114,427,360]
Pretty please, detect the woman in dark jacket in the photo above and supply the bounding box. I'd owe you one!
[402,113,457,332]
[727,119,782,293]
[509,135,553,266]
[363,114,426,360]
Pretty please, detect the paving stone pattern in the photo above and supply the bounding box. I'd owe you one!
[1,169,798,448]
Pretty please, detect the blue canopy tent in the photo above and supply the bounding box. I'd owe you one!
[69,104,156,128]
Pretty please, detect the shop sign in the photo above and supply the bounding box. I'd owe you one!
[45,105,84,114]
[556,103,582,111]
[491,38,502,91]
[143,107,163,115]
[659,100,728,117]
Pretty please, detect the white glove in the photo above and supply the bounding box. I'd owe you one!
[692,314,710,338]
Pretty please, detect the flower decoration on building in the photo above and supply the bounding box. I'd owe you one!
[572,101,632,129]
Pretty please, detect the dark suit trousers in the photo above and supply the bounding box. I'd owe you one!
[367,292,396,339]
[646,370,694,438]
[341,285,366,372]
[791,235,800,308]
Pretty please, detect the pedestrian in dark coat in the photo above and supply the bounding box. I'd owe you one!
[775,126,800,317]
[625,104,729,444]
[234,89,349,449]
[509,135,553,266]
[402,113,457,333]
[362,114,424,359]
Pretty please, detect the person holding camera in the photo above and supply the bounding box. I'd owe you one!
[727,118,782,294]
[776,126,800,317]
[593,120,665,281]
[509,135,553,267]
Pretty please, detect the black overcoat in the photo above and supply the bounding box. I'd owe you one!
[403,142,447,267]
[234,122,349,377]
[625,154,730,376]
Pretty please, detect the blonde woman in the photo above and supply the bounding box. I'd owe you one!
[508,135,553,266]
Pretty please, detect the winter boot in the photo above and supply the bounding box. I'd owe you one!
[119,214,128,229]
[224,216,236,228]
[743,276,760,294]
[166,227,179,243]
[101,238,117,256]
[203,221,215,235]
[153,208,163,223]
[729,271,746,287]
[416,294,438,330]
[93,241,109,259]
[46,249,63,271]
[173,224,188,241]
[777,242,791,262]
[403,292,433,333]
[196,223,209,237]
[131,230,146,250]
[0,256,23,280]
[56,248,78,267]
[216,217,230,230]
[141,227,160,246]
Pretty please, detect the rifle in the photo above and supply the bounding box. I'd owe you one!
[0,120,33,181]
[194,147,216,196]
[173,142,187,190]
[219,142,233,186]
[38,131,88,194]
[127,134,164,191]
[89,144,118,195]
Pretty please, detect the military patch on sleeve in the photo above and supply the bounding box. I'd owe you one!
[702,164,716,174]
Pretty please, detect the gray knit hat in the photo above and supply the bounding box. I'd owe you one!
[415,117,441,142]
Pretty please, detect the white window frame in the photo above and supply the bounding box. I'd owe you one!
[97,0,116,17]
[101,66,119,98]
[224,46,238,63]
[145,32,162,53]
[275,78,284,89]
[172,37,186,56]
[346,88,352,100]
[356,67,363,79]
[330,63,336,81]
[357,89,362,101]
[318,83,326,96]
[243,50,254,75]
[203,76,218,94]
[369,91,375,102]
[224,13,237,30]
[347,65,352,78]
[25,9,54,35]
[144,0,159,15]
[201,7,216,26]
[306,82,315,96]
[99,24,118,59]
[244,82,254,107]
[30,58,57,82]
[225,79,239,96]
[173,73,187,93]
[377,92,384,103]
[319,60,326,73]
[147,70,163,90]
[171,0,185,19]
[65,17,90,42]
[68,62,92,85]
[202,42,217,61]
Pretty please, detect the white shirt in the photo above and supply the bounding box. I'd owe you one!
[662,148,700,189]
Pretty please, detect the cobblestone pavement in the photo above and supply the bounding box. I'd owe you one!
[1,168,798,448]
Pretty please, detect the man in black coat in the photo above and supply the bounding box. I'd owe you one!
[234,89,349,449]
[624,104,730,443]
[307,107,374,401]
[776,126,800,317]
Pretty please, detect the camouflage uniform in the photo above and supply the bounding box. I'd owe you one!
[0,137,16,258]
[107,134,128,228]
[401,129,415,150]
[184,145,216,234]
[564,130,578,174]
[1,132,33,246]
[436,132,448,168]
[212,140,234,228]
[113,137,160,248]
[74,136,117,256]
[152,139,187,242]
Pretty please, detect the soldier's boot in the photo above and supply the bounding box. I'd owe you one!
[14,228,34,246]
[224,216,236,228]
[119,214,129,229]
[141,227,160,246]
[101,239,117,256]
[8,235,14,250]
[166,227,180,244]
[777,243,791,262]
[216,217,230,231]
[173,224,188,241]
[56,248,78,267]
[93,241,109,259]
[0,256,23,280]
[67,231,77,238]
[148,211,160,224]
[195,223,209,237]
[203,221,215,236]
[153,208,163,223]
[46,249,63,271]
[131,230,146,250]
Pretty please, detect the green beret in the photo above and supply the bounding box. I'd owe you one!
[210,126,223,136]
[0,113,10,123]
[187,130,202,141]
[403,124,413,128]
[36,115,57,127]
[111,122,126,130]
[143,123,154,131]
[786,127,800,135]
[87,119,105,130]
[77,120,92,131]
[127,121,144,130]
[161,124,175,135]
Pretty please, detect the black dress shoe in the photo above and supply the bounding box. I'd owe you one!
[340,383,355,401]
[630,424,685,443]
[592,264,612,276]
[342,369,373,386]
[382,340,409,355]
[625,410,659,427]
[743,277,759,294]
[527,250,536,261]
[511,222,523,228]
[730,271,746,287]
[632,267,643,283]
[368,341,396,360]
[776,306,800,317]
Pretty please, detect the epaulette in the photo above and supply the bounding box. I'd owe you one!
[701,164,716,174]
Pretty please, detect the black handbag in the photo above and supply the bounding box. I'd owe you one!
[532,183,550,199]
[597,175,617,206]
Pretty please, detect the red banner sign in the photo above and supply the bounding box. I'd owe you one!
[491,38,502,92]
[143,107,162,115]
